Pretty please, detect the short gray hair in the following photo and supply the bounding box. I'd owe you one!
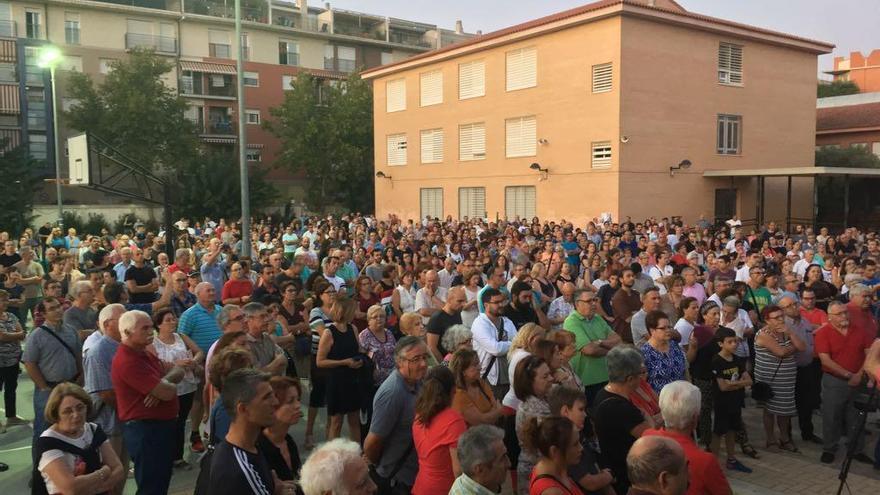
[394,335,426,363]
[217,304,241,328]
[627,437,686,489]
[221,368,270,419]
[194,282,214,296]
[849,284,870,298]
[69,280,92,299]
[98,303,125,332]
[299,438,363,495]
[175,248,189,259]
[119,310,151,338]
[242,301,266,317]
[606,345,644,383]
[658,380,701,430]
[721,295,740,308]
[441,324,472,353]
[457,424,505,476]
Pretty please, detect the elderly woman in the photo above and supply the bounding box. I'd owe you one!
[0,289,25,427]
[450,349,503,427]
[440,324,473,365]
[641,310,689,393]
[34,383,124,495]
[399,311,439,366]
[592,346,653,495]
[514,355,554,495]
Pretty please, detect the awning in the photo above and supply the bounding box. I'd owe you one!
[246,143,264,149]
[0,84,19,114]
[180,60,236,75]
[0,40,14,63]
[202,136,236,144]
[703,166,880,178]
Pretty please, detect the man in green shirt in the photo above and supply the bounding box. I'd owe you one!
[745,266,772,321]
[564,288,621,404]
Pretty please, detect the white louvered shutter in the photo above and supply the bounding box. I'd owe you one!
[591,141,612,169]
[387,133,407,166]
[459,60,485,100]
[506,47,537,91]
[718,43,743,85]
[386,78,406,112]
[420,70,443,106]
[592,62,612,93]
[209,29,230,44]
[505,116,537,158]
[420,129,444,164]
[505,186,536,220]
[459,123,486,161]
[420,188,443,219]
[459,187,486,220]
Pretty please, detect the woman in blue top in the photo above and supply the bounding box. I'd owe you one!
[640,310,689,394]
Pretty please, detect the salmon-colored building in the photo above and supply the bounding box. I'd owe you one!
[827,50,880,93]
[363,0,833,226]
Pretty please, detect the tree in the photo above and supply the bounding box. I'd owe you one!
[267,72,374,212]
[815,145,880,168]
[0,142,44,236]
[817,79,860,98]
[63,48,198,171]
[175,152,278,220]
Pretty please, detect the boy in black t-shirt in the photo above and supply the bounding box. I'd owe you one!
[548,386,614,494]
[711,327,753,473]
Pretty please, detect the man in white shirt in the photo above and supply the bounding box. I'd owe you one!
[471,287,517,399]
[735,252,763,283]
[414,270,447,325]
[321,254,346,292]
[793,250,814,281]
[547,282,576,330]
[437,257,456,290]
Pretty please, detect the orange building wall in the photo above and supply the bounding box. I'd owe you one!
[833,50,880,93]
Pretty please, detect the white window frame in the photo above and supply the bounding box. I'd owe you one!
[279,40,300,66]
[459,122,486,161]
[282,75,295,90]
[246,149,262,162]
[61,55,82,73]
[99,58,117,75]
[64,12,80,45]
[592,62,612,93]
[386,78,406,113]
[505,116,537,158]
[872,142,880,158]
[717,114,741,155]
[506,46,537,92]
[243,71,259,87]
[387,133,407,166]
[458,187,486,220]
[591,141,612,169]
[420,70,443,107]
[420,188,443,220]
[420,128,444,164]
[505,186,536,220]
[718,42,743,86]
[459,60,485,100]
[245,109,260,125]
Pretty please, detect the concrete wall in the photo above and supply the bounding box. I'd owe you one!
[32,203,164,229]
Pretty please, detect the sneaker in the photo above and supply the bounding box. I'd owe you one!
[5,416,29,426]
[853,453,874,465]
[191,436,205,453]
[726,458,752,473]
[820,452,835,464]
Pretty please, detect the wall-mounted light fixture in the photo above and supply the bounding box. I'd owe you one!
[530,162,549,181]
[375,171,392,180]
[669,159,692,177]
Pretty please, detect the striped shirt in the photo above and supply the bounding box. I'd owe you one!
[178,303,222,353]
[309,307,332,354]
[208,441,274,495]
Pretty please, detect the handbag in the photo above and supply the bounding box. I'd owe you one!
[752,356,783,402]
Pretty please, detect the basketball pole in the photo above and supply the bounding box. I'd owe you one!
[49,64,64,229]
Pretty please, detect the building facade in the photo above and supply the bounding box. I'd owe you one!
[816,92,880,154]
[363,0,832,225]
[827,50,880,93]
[0,0,469,205]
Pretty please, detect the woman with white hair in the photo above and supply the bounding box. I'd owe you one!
[299,438,377,495]
[440,324,473,365]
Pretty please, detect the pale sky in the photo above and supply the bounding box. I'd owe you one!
[327,0,879,74]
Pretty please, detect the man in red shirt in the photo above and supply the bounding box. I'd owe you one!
[814,301,875,465]
[644,380,731,495]
[847,284,878,339]
[798,288,828,327]
[166,248,192,275]
[112,310,185,495]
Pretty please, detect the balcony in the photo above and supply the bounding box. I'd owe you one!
[0,20,17,38]
[125,33,177,53]
[92,0,176,9]
[324,57,355,73]
[181,72,236,99]
[184,0,267,23]
[203,120,235,135]
[271,12,319,31]
[388,29,433,49]
[333,10,386,41]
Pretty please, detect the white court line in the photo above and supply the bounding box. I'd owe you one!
[0,445,32,453]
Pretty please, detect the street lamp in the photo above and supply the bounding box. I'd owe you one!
[37,45,64,229]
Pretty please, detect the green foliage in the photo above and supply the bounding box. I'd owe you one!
[817,79,860,98]
[267,72,374,212]
[175,152,278,220]
[63,49,199,172]
[0,143,44,237]
[112,213,160,235]
[815,145,880,168]
[83,213,111,235]
[61,211,85,234]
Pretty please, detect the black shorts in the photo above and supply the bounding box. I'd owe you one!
[713,405,743,435]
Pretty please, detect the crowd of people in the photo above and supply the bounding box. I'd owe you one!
[2,213,880,495]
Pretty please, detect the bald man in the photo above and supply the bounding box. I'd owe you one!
[415,269,448,325]
[626,436,689,495]
[426,286,466,362]
[548,282,576,330]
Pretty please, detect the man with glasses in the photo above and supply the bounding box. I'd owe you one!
[472,288,518,400]
[736,252,764,283]
[744,266,771,321]
[564,288,621,404]
[242,302,287,375]
[124,247,158,304]
[814,301,875,464]
[779,294,823,445]
[32,280,70,328]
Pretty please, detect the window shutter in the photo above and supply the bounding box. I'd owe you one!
[420,188,443,219]
[591,141,612,168]
[420,128,444,164]
[387,133,407,165]
[208,29,230,44]
[338,46,356,60]
[592,62,612,93]
[718,43,743,85]
[506,47,536,91]
[420,70,443,107]
[505,186,536,220]
[459,187,486,220]
[505,116,537,158]
[459,123,486,161]
[459,60,485,100]
[386,78,406,113]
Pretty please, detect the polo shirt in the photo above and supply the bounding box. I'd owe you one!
[22,323,81,383]
[370,369,420,487]
[83,335,120,434]
[222,279,254,302]
[814,322,873,375]
[178,302,223,352]
[847,303,878,339]
[111,343,178,421]
[112,261,133,283]
[563,311,613,386]
[643,428,729,495]
[800,307,828,327]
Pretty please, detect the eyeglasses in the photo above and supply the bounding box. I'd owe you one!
[59,402,87,417]
[486,299,505,306]
[767,314,784,321]
[402,354,429,364]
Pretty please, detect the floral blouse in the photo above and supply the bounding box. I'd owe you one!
[358,328,397,386]
[641,342,687,393]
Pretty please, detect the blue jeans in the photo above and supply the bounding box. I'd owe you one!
[31,388,51,463]
[123,419,176,495]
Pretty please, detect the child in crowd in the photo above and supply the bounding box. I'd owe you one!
[711,327,753,473]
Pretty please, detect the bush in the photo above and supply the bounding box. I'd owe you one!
[82,213,111,236]
[60,211,85,234]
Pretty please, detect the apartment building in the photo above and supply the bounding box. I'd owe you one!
[816,92,880,156]
[0,0,470,203]
[826,50,880,93]
[363,0,833,225]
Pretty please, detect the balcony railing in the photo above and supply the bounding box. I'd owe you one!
[280,52,299,66]
[184,0,267,23]
[203,120,235,135]
[0,20,17,38]
[181,74,236,98]
[324,57,356,73]
[272,14,318,31]
[388,30,433,49]
[125,33,177,53]
[333,21,386,41]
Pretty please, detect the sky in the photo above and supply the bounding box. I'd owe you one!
[326,0,880,74]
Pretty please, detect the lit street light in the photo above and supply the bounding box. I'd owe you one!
[37,45,65,229]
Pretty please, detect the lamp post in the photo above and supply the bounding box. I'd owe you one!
[235,0,251,258]
[37,45,64,229]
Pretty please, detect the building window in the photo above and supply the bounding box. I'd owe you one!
[506,46,536,91]
[246,149,262,162]
[592,62,612,93]
[420,70,442,107]
[29,133,47,160]
[323,44,334,70]
[872,142,880,158]
[505,186,536,220]
[99,58,117,75]
[26,11,41,39]
[337,46,356,72]
[591,141,612,168]
[386,78,406,113]
[282,75,295,90]
[241,33,250,60]
[245,109,260,125]
[279,40,299,66]
[64,13,80,45]
[850,143,868,149]
[459,60,485,100]
[459,122,486,161]
[717,114,741,154]
[420,128,444,164]
[209,30,231,58]
[505,116,537,158]
[387,133,407,166]
[718,42,743,85]
[0,62,16,83]
[243,71,259,87]
[61,56,82,73]
[459,187,485,220]
[420,188,443,220]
